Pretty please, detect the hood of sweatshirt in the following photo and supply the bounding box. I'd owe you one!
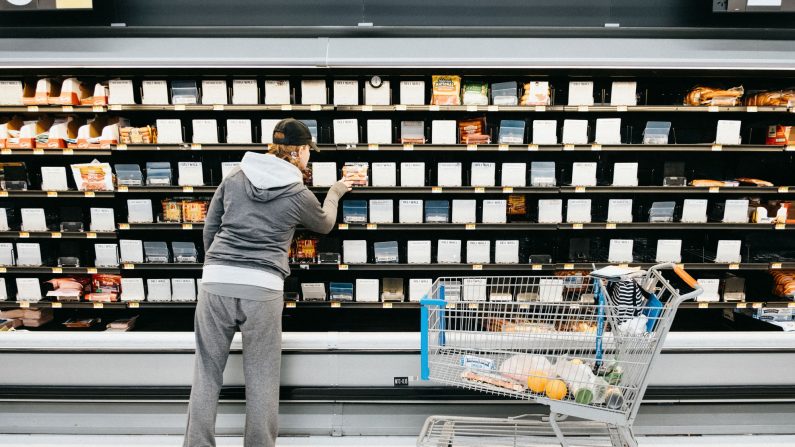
[240,151,305,202]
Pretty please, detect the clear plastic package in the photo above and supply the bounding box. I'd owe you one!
[649,201,676,223]
[491,82,518,106]
[374,241,399,263]
[172,241,198,263]
[144,241,170,263]
[342,162,369,186]
[425,200,450,223]
[531,162,556,187]
[171,80,199,104]
[145,162,172,186]
[498,120,525,144]
[400,121,426,144]
[115,164,143,186]
[643,121,672,145]
[342,200,368,224]
[329,282,354,301]
[462,81,489,106]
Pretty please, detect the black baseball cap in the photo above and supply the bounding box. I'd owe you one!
[272,118,319,152]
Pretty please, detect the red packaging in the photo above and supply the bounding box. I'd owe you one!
[767,125,794,145]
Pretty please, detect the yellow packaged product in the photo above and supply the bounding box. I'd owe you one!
[431,75,461,106]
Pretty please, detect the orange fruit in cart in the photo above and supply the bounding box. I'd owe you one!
[545,379,568,400]
[526,370,549,394]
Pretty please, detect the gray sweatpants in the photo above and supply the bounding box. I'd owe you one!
[184,289,283,447]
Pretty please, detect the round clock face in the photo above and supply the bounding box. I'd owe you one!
[369,76,383,88]
[7,0,34,5]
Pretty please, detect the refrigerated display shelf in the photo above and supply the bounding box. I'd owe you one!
[116,186,216,194]
[0,148,112,156]
[109,144,793,153]
[0,299,789,310]
[0,231,116,239]
[117,223,202,231]
[0,266,119,274]
[559,186,793,195]
[2,104,791,114]
[0,191,114,198]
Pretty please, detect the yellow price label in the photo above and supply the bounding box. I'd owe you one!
[116,144,127,150]
[573,223,583,230]
[465,224,476,230]
[182,186,194,192]
[190,144,201,150]
[118,223,130,230]
[1,149,11,154]
[280,104,293,111]
[47,191,58,197]
[51,302,62,308]
[752,302,763,309]
[285,301,296,308]
[27,106,39,112]
[472,264,483,270]
[498,144,509,151]
[62,148,73,155]
[776,223,786,230]
[474,187,485,193]
[431,187,442,193]
[338,223,349,230]
[711,144,723,152]
[93,302,104,309]
[368,144,379,151]
[736,302,747,309]
[403,144,414,151]
[338,264,348,270]
[174,105,186,111]
[616,105,628,112]
[366,223,377,230]
[467,144,478,151]
[212,104,224,111]
[779,186,789,193]
[577,105,589,112]
[330,301,341,308]
[747,106,758,113]
[123,263,135,269]
[52,267,63,273]
[534,105,546,112]
[395,104,407,111]
[84,191,95,197]
[532,264,542,271]
[128,302,140,308]
[468,302,479,309]
[708,105,720,112]
[86,232,97,239]
[50,232,61,238]
[709,187,720,193]
[698,302,709,309]
[0,267,7,273]
[87,268,97,274]
[429,105,440,111]
[182,223,193,230]
[563,144,575,151]
[117,185,128,192]
[605,223,616,229]
[92,106,104,112]
[527,144,539,151]
[309,104,321,111]
[502,187,513,193]
[362,105,373,112]
[18,232,29,238]
[789,302,795,308]
[0,191,7,197]
[383,302,393,309]
[563,263,574,270]
[786,146,795,152]
[32,148,44,155]
[109,104,122,111]
[487,105,498,112]
[63,106,74,112]
[19,301,30,308]
[575,186,586,193]
[618,263,629,268]
[772,262,783,269]
[591,144,602,151]
[729,263,740,270]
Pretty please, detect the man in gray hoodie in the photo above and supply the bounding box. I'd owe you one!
[184,119,351,447]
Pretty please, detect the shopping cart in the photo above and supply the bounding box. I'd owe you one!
[417,263,702,447]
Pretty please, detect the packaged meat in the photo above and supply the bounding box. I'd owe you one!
[458,117,489,144]
[767,125,795,145]
[746,90,795,107]
[70,161,113,191]
[431,75,461,106]
[521,82,551,106]
[460,370,526,393]
[461,80,488,106]
[342,162,369,186]
[684,85,744,106]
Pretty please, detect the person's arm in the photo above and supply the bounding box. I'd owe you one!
[203,181,226,252]
[299,180,349,234]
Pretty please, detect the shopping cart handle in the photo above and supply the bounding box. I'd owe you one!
[673,264,699,289]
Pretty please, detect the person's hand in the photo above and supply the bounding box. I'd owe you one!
[339,178,354,191]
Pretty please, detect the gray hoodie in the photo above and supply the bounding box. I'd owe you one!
[201,152,347,296]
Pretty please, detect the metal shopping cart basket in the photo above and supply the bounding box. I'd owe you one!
[417,263,702,447]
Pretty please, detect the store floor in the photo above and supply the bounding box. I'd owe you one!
[2,435,795,447]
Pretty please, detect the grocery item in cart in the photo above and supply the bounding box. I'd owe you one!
[684,85,744,106]
[431,75,461,106]
[460,370,526,393]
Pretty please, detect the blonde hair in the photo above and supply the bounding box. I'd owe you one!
[267,143,304,170]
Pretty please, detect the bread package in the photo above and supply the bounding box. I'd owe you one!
[684,85,744,106]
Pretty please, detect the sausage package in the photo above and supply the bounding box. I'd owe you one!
[431,75,461,106]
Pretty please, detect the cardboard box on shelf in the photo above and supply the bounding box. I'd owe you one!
[232,79,259,105]
[0,80,24,105]
[22,78,57,105]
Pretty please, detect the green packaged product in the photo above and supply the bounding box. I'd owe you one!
[462,81,489,106]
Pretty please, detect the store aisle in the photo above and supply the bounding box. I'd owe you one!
[2,435,795,447]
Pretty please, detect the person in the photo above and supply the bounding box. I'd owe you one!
[184,118,352,447]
